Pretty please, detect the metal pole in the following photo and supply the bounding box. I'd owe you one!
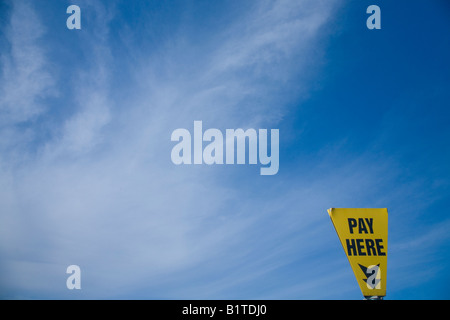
[364,296,384,300]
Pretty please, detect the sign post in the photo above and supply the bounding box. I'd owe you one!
[328,208,388,299]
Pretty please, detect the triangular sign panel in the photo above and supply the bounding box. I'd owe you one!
[328,208,388,298]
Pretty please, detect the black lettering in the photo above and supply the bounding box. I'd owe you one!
[365,239,376,256]
[365,218,374,233]
[358,218,368,234]
[348,218,357,234]
[356,239,366,256]
[346,239,357,256]
[375,239,386,256]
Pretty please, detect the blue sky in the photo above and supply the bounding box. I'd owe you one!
[0,0,449,300]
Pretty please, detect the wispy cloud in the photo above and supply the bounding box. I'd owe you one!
[43,1,115,158]
[0,1,54,125]
[2,0,410,300]
[0,0,56,161]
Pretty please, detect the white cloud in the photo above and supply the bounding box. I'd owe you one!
[0,0,57,161]
[0,0,348,299]
[0,1,55,125]
[211,0,331,74]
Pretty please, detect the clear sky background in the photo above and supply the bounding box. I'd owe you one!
[0,0,449,300]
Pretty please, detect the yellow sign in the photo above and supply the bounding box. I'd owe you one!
[328,208,388,298]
